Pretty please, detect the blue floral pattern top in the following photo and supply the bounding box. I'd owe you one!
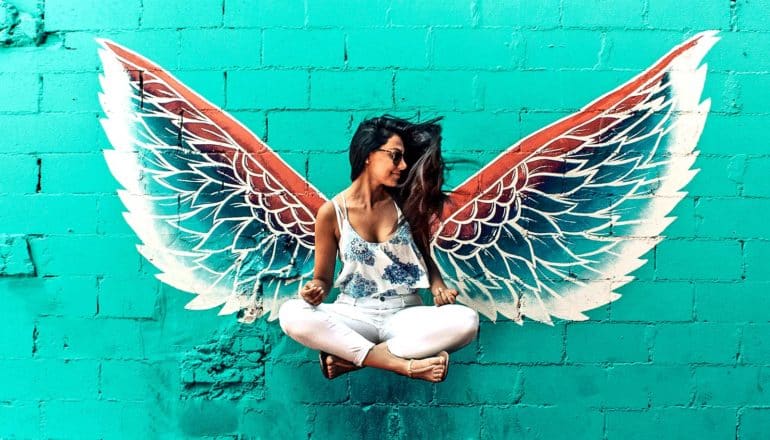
[332,194,430,298]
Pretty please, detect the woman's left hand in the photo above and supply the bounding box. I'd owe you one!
[432,285,458,306]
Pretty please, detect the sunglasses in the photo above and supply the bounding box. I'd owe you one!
[375,148,405,166]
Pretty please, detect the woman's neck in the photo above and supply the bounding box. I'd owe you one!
[346,175,390,209]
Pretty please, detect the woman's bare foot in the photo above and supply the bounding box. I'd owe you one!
[321,352,362,379]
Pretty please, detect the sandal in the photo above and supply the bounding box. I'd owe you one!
[406,351,450,382]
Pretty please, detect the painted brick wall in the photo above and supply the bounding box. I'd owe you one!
[1,0,769,438]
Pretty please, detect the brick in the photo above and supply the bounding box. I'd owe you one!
[702,72,740,114]
[0,284,37,357]
[227,110,267,140]
[653,323,739,363]
[737,0,770,31]
[611,281,693,322]
[264,361,347,403]
[562,0,645,28]
[349,367,433,404]
[0,73,39,112]
[710,31,770,73]
[479,321,564,363]
[0,402,39,438]
[263,29,344,67]
[647,0,730,30]
[567,323,651,363]
[0,360,99,400]
[391,0,473,26]
[699,114,770,155]
[43,400,155,438]
[398,406,481,440]
[607,364,693,407]
[735,73,770,114]
[742,324,770,364]
[346,28,429,69]
[686,156,744,198]
[744,157,770,197]
[0,37,100,74]
[227,70,309,110]
[740,408,770,439]
[173,70,226,109]
[482,70,632,113]
[307,151,349,197]
[240,400,308,440]
[36,316,146,359]
[30,234,141,276]
[655,240,742,281]
[0,276,96,317]
[606,364,695,409]
[435,364,522,404]
[605,408,735,440]
[310,71,392,109]
[224,0,305,27]
[44,0,140,30]
[661,196,697,239]
[0,154,38,193]
[395,71,478,111]
[433,29,522,69]
[98,275,160,319]
[482,406,602,440]
[179,29,260,69]
[39,153,117,194]
[440,112,520,153]
[478,0,560,28]
[0,194,99,234]
[695,366,770,405]
[141,0,222,29]
[268,110,352,150]
[2,113,103,153]
[0,234,35,276]
[520,365,607,406]
[96,194,134,235]
[744,240,770,282]
[101,360,161,400]
[696,198,770,239]
[601,31,708,70]
[523,30,603,69]
[695,282,770,322]
[313,406,391,439]
[41,72,102,113]
[74,30,182,72]
[306,0,389,26]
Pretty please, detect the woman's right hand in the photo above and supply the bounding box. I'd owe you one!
[300,280,327,306]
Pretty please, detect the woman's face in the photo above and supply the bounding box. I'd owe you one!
[367,134,407,187]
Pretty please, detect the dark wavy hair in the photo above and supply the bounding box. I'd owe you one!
[348,115,446,252]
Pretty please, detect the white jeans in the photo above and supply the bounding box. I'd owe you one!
[278,293,480,367]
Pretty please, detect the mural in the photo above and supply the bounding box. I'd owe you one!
[98,31,718,327]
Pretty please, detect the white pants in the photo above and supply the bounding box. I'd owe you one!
[278,293,480,367]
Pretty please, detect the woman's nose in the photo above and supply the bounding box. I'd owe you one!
[398,158,407,170]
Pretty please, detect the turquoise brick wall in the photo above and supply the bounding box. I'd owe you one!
[1,0,769,438]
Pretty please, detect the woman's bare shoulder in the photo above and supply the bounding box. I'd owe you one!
[316,198,339,225]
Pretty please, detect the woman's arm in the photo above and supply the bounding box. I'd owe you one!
[416,238,458,306]
[300,201,338,306]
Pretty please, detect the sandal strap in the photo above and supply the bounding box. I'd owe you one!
[407,359,414,378]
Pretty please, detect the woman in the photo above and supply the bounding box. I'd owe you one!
[278,115,479,382]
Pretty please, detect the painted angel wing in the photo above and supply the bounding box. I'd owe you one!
[434,31,719,325]
[98,39,326,322]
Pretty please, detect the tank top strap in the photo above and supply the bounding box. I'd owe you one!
[330,197,346,236]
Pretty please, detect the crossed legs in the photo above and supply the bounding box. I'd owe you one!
[278,298,479,381]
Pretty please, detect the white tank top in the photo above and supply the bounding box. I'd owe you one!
[332,194,430,298]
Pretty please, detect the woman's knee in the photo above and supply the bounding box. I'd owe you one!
[278,298,314,338]
[450,304,479,340]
